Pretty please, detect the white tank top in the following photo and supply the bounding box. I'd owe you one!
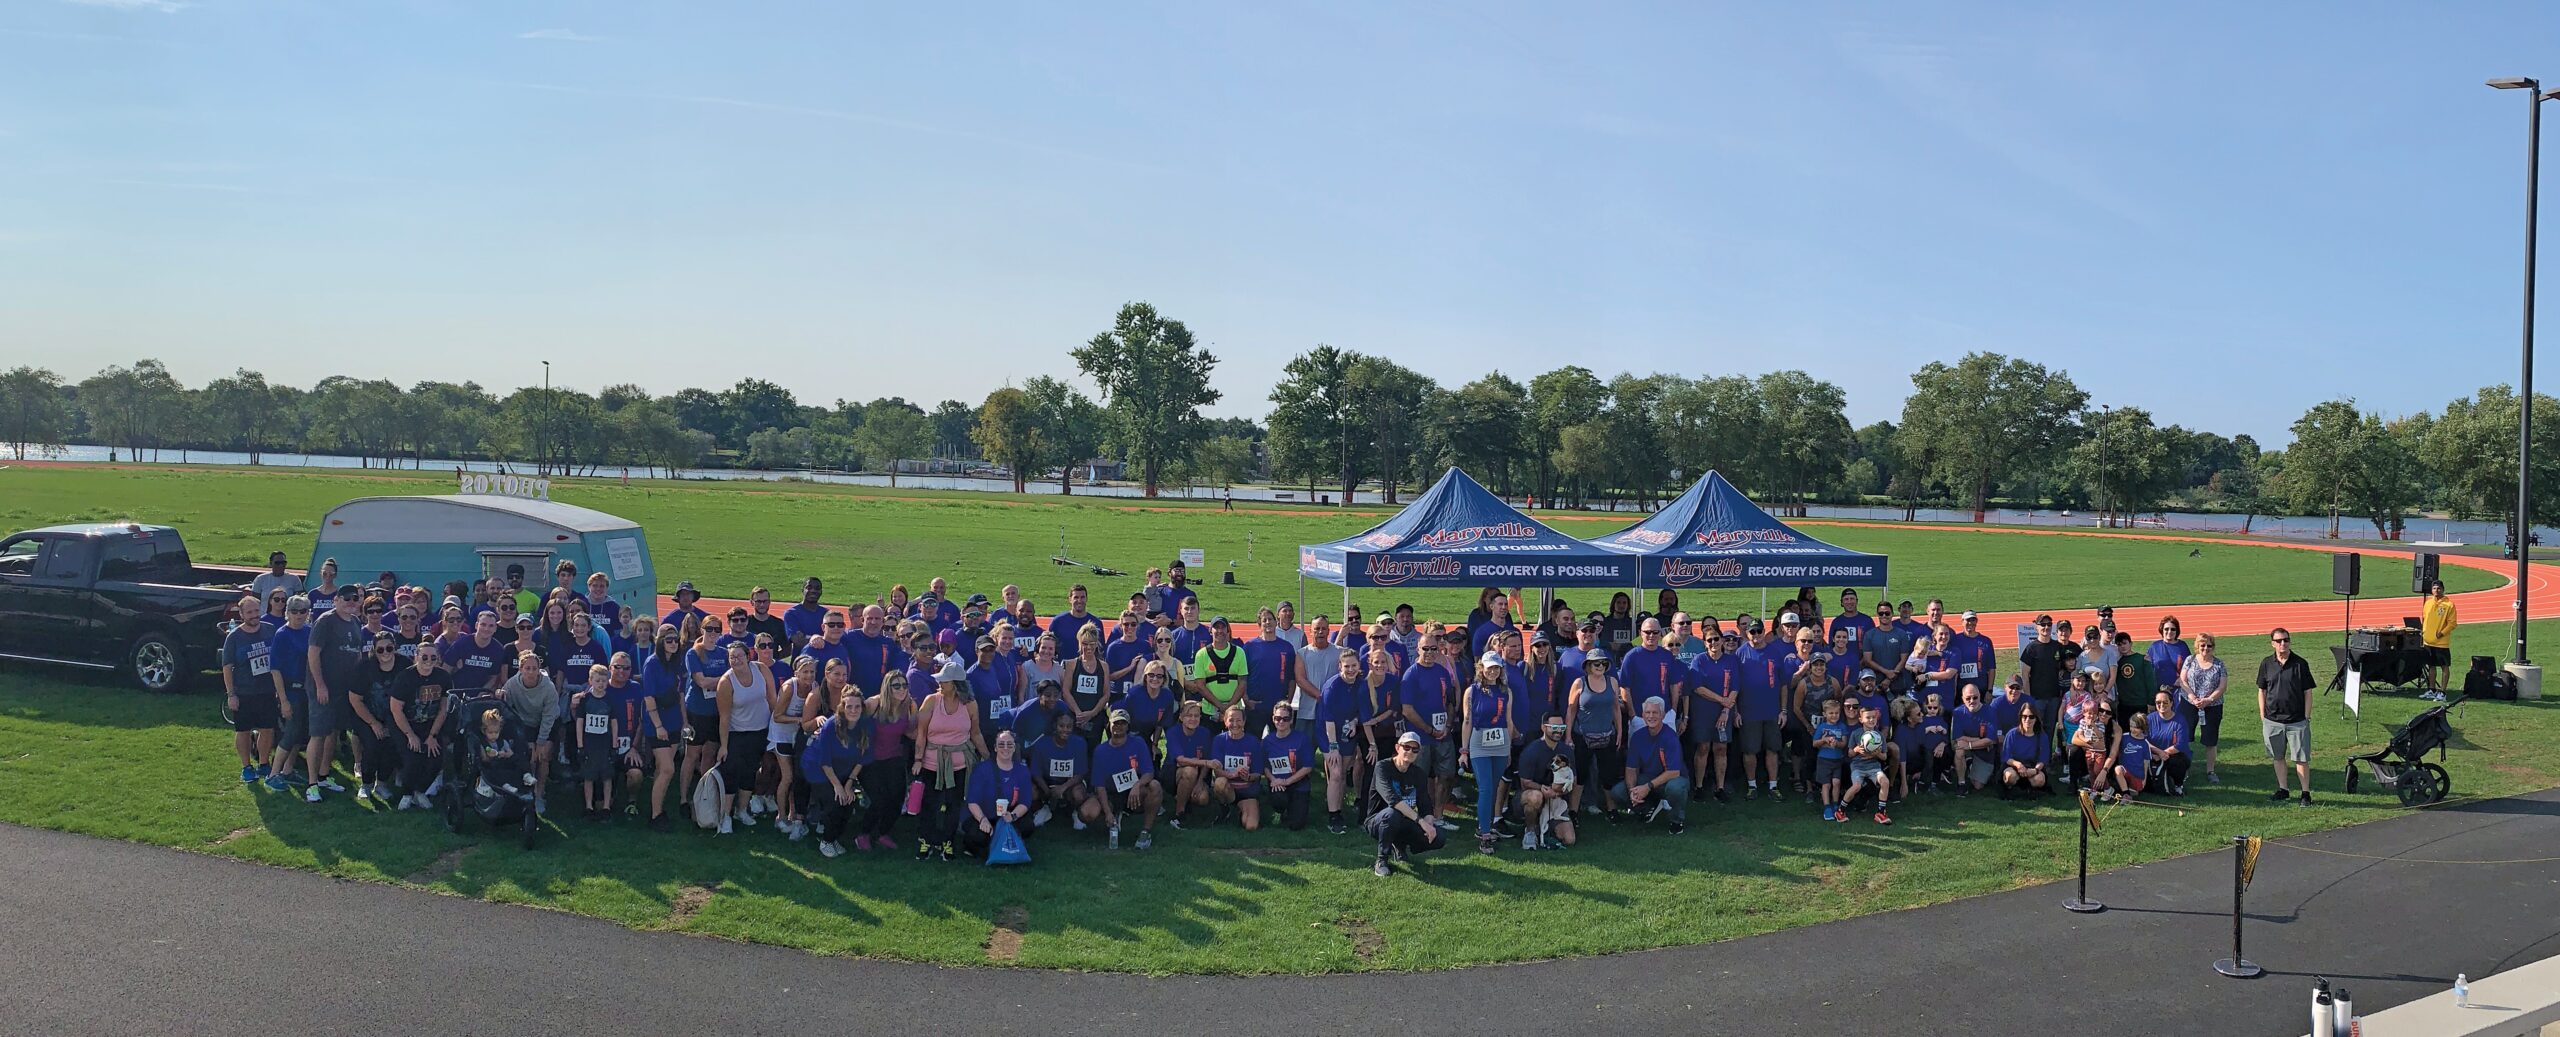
[727,665,773,732]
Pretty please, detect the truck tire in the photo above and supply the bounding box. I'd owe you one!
[128,629,191,693]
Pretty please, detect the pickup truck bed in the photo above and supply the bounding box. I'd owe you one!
[0,523,259,691]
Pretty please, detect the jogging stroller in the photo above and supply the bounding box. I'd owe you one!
[440,692,543,849]
[2344,696,2461,807]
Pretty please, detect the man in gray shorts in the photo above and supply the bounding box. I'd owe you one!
[2256,626,2316,807]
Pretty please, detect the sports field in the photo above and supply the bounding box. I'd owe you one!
[0,465,2500,624]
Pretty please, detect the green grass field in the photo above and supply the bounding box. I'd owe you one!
[0,462,2541,974]
[3,622,2551,973]
[0,464,2497,624]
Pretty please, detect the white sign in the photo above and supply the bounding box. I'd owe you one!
[606,537,644,581]
[2343,667,2362,716]
[459,471,551,501]
[1179,548,1205,567]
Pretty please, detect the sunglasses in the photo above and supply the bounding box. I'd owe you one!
[2271,637,2290,644]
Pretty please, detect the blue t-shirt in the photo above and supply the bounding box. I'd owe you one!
[1990,692,2030,733]
[1687,653,1736,722]
[964,758,1036,815]
[2117,732,2152,773]
[840,630,896,696]
[1003,698,1067,749]
[1028,732,1089,784]
[1242,637,1296,705]
[1917,714,1951,761]
[969,664,1017,735]
[2144,712,2187,756]
[2004,728,2049,767]
[1616,645,1685,713]
[267,624,312,685]
[1091,735,1154,787]
[1261,726,1317,784]
[800,715,870,779]
[1814,720,1850,760]
[782,603,829,648]
[658,604,707,631]
[1399,663,1457,743]
[1159,585,1197,621]
[1162,721,1217,768]
[1049,611,1101,653]
[1828,611,1875,645]
[637,653,687,734]
[1950,703,1997,747]
[1120,681,1178,732]
[1626,722,1683,782]
[1948,634,1997,691]
[680,647,728,715]
[1210,731,1265,787]
[1732,642,1795,723]
[1168,624,1209,666]
[1103,637,1151,688]
[1464,684,1513,756]
[798,637,852,686]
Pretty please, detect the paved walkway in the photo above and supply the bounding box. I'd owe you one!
[7,787,2556,1036]
[661,524,2560,648]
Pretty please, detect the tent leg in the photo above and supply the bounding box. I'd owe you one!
[1761,587,1767,620]
[1296,573,1304,620]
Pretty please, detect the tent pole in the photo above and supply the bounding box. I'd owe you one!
[1296,572,1304,619]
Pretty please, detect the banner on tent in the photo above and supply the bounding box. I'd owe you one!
[1652,557,1887,587]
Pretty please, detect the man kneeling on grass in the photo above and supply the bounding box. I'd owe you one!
[1369,731,1446,877]
[1612,697,1689,834]
[1514,714,1579,850]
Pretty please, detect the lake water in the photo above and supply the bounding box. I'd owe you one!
[37,444,2553,546]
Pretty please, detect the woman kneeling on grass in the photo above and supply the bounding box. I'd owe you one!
[802,689,870,858]
[963,730,1036,859]
[2001,705,2052,798]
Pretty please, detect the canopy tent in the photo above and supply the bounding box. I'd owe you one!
[1583,471,1888,590]
[1298,468,1635,591]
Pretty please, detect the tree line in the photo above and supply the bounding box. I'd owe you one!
[0,304,2551,535]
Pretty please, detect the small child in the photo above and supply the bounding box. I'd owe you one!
[1813,698,1849,822]
[1849,705,1892,825]
[478,709,528,792]
[570,664,618,821]
[2112,713,2153,804]
[1918,694,1953,793]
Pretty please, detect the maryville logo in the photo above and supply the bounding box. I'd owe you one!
[1657,557,1745,586]
[1614,529,1676,548]
[1364,555,1461,585]
[1357,531,1404,550]
[1691,528,1797,550]
[1415,522,1539,550]
[1299,550,1343,576]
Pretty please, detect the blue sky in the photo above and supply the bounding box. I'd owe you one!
[2,1,2555,444]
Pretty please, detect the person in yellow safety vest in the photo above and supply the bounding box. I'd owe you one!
[2419,580,2457,701]
[1190,617,1250,721]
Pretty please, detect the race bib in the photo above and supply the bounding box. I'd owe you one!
[1269,757,1294,778]
[1431,711,1450,732]
[987,695,1013,716]
[1111,768,1140,793]
[1222,754,1251,773]
[1076,675,1099,697]
[614,736,631,754]
[1475,727,1510,751]
[1048,757,1074,779]
[1960,663,1979,679]
[582,714,608,735]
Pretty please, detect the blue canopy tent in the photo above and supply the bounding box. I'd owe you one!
[1584,471,1889,596]
[1298,468,1635,614]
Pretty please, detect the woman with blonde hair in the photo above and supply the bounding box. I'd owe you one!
[855,668,918,852]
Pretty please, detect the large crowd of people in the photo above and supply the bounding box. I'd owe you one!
[217,556,2337,876]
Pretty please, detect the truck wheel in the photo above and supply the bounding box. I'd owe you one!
[129,630,190,693]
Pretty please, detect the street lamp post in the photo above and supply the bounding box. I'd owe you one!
[540,360,552,477]
[2099,403,2112,529]
[2490,77,2555,665]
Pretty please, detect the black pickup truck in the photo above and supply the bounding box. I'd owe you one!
[0,524,266,691]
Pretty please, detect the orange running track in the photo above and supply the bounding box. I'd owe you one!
[654,524,2560,650]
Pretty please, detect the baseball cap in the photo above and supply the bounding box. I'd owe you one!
[1479,650,1504,669]
[936,628,958,646]
[975,635,996,650]
[2032,613,2053,626]
[1108,708,1131,726]
[1396,730,1423,747]
[1961,609,1979,621]
[1036,678,1062,694]
[333,583,360,599]
[505,563,525,577]
[1859,668,1879,681]
[1780,611,1800,625]
[966,593,990,607]
[441,595,463,610]
[1529,631,1550,646]
[514,615,534,628]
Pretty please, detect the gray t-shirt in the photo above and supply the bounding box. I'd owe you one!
[251,571,303,604]
[1297,644,1347,691]
[309,609,368,692]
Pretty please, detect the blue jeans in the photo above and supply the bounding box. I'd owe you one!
[1610,776,1691,823]
[1471,754,1506,835]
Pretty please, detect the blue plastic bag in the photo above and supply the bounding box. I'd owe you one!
[986,817,1030,866]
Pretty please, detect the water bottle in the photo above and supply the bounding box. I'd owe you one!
[2334,988,2353,1031]
[2311,988,2333,1037]
[2454,973,2469,1008]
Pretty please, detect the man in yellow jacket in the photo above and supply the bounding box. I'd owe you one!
[2420,580,2456,701]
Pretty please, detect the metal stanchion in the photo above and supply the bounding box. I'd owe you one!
[2213,834,2264,978]
[2064,789,2105,913]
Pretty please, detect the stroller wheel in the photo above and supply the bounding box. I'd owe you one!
[442,785,464,833]
[2419,763,2450,804]
[2398,764,2444,807]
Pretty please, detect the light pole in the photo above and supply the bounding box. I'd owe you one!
[540,360,552,477]
[2099,403,2112,529]
[2490,77,2555,665]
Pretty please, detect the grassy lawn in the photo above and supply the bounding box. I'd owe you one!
[2,619,2551,974]
[0,465,2496,624]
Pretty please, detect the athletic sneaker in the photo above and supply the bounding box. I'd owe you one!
[304,784,323,803]
[1430,815,1455,831]
[939,841,957,862]
[786,820,807,841]
[650,815,673,833]
[1373,858,1392,877]
[1822,804,1836,821]
[1134,829,1154,850]
[1874,810,1892,826]
[1477,833,1495,855]
[876,835,898,851]
[1668,820,1686,835]
[2208,771,2222,784]
[2298,790,2313,807]
[240,765,259,784]
[354,784,371,803]
[1034,805,1054,828]
[1745,786,1760,801]
[915,839,933,861]
[1328,814,1347,835]
[1107,821,1121,850]
[734,807,756,827]
[1833,807,1849,824]
[1521,829,1537,851]
[316,778,348,793]
[1713,787,1731,804]
[1071,815,1087,832]
[1646,799,1669,824]
[2268,788,2291,803]
[254,764,271,781]
[717,816,733,835]
[819,840,843,858]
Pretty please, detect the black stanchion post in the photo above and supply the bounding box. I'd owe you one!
[2064,792,2104,913]
[2213,835,2263,978]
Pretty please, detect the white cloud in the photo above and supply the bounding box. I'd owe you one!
[59,0,189,12]
[518,28,604,42]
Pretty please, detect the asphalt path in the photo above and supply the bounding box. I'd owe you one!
[6,787,2558,1036]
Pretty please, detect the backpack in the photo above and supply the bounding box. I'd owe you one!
[691,767,729,829]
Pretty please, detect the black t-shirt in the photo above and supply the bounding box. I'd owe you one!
[743,614,789,655]
[2257,653,2315,724]
[2019,640,2066,698]
[1517,737,1575,791]
[310,610,369,691]
[359,660,403,718]
[392,665,453,732]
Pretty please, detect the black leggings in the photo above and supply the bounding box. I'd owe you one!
[1576,738,1622,807]
[721,729,766,794]
[1267,782,1312,831]
[809,774,858,842]
[399,741,443,794]
[860,755,909,838]
[923,781,966,845]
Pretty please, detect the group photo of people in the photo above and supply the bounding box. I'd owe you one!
[218,554,2340,876]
